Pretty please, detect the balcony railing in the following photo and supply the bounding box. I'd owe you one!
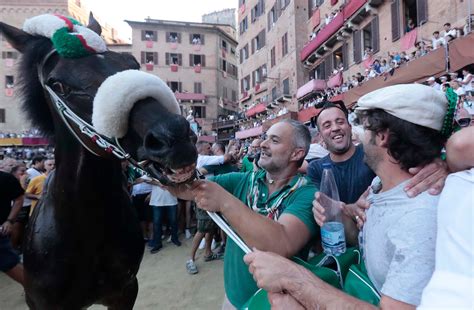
[300,0,368,62]
[212,120,236,130]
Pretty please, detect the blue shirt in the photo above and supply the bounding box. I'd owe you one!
[307,144,376,203]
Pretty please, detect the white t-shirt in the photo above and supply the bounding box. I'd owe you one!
[418,169,474,309]
[363,178,438,306]
[462,73,473,92]
[430,82,441,91]
[431,37,445,49]
[149,185,177,207]
[305,143,329,160]
[197,154,224,169]
[131,176,153,196]
[443,29,457,39]
[456,87,466,97]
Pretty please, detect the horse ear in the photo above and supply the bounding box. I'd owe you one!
[87,12,102,36]
[0,22,34,53]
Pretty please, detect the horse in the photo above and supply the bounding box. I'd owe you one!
[0,14,198,309]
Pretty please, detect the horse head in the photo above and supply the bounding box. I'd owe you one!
[0,14,198,185]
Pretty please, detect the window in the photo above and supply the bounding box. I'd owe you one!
[227,63,238,77]
[166,32,181,43]
[251,0,265,23]
[271,87,277,101]
[282,33,288,56]
[282,78,290,95]
[166,53,182,65]
[5,75,14,88]
[241,75,251,93]
[142,30,157,41]
[280,0,290,11]
[354,16,379,63]
[240,17,248,34]
[268,5,278,31]
[0,109,5,123]
[1,51,18,59]
[252,30,266,54]
[333,46,344,71]
[190,34,204,45]
[190,54,206,67]
[230,47,236,55]
[141,51,158,64]
[363,27,372,53]
[270,46,276,67]
[240,44,249,63]
[221,40,228,51]
[194,82,202,94]
[221,59,227,72]
[193,106,206,118]
[232,90,237,102]
[309,0,324,18]
[167,81,182,93]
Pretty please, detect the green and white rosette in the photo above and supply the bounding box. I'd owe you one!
[23,14,107,58]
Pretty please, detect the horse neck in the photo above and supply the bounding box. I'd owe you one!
[51,120,128,211]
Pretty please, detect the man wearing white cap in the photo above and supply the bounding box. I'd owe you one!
[244,84,448,310]
[426,76,440,90]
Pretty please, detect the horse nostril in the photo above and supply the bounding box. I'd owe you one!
[144,132,165,154]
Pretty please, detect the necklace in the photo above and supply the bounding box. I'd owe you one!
[266,174,295,185]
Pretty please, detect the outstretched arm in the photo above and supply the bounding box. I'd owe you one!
[445,127,474,172]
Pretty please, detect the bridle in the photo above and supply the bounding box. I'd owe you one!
[37,49,161,181]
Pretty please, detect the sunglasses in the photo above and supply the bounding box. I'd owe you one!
[456,117,471,127]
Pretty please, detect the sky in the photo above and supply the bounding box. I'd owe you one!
[82,0,237,41]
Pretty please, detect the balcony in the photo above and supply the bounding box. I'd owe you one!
[175,92,206,103]
[235,126,263,140]
[300,0,368,62]
[212,120,236,130]
[296,79,326,100]
[298,106,321,123]
[170,64,179,72]
[145,63,154,71]
[245,103,266,117]
[217,131,235,141]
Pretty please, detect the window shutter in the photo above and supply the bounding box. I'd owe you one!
[251,39,255,54]
[268,11,272,30]
[260,30,266,48]
[153,31,157,41]
[353,30,362,64]
[417,0,428,26]
[252,71,256,87]
[391,0,400,41]
[240,49,243,64]
[371,16,380,53]
[251,8,255,23]
[241,79,244,93]
[189,34,193,44]
[201,35,205,45]
[342,42,349,70]
[166,32,170,42]
[141,30,146,41]
[201,55,206,67]
[189,54,193,66]
[308,0,313,19]
[153,52,158,65]
[140,51,145,64]
[326,56,334,74]
[178,82,182,92]
[177,33,181,43]
[178,54,182,66]
[165,53,170,65]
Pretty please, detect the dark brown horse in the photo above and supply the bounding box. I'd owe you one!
[0,16,197,309]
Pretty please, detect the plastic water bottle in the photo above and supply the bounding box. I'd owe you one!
[320,163,346,256]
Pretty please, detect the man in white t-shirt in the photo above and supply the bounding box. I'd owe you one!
[443,23,457,40]
[419,127,474,309]
[426,77,441,90]
[148,184,180,254]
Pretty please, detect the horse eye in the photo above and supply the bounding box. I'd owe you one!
[51,81,71,96]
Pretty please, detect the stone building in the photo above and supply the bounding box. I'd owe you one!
[203,8,237,29]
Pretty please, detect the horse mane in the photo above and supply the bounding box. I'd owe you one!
[18,36,55,137]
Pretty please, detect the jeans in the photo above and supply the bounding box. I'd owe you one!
[151,204,178,248]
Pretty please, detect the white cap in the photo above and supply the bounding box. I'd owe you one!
[426,76,435,82]
[356,84,448,131]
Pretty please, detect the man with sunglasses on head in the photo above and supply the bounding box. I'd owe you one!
[306,99,449,233]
